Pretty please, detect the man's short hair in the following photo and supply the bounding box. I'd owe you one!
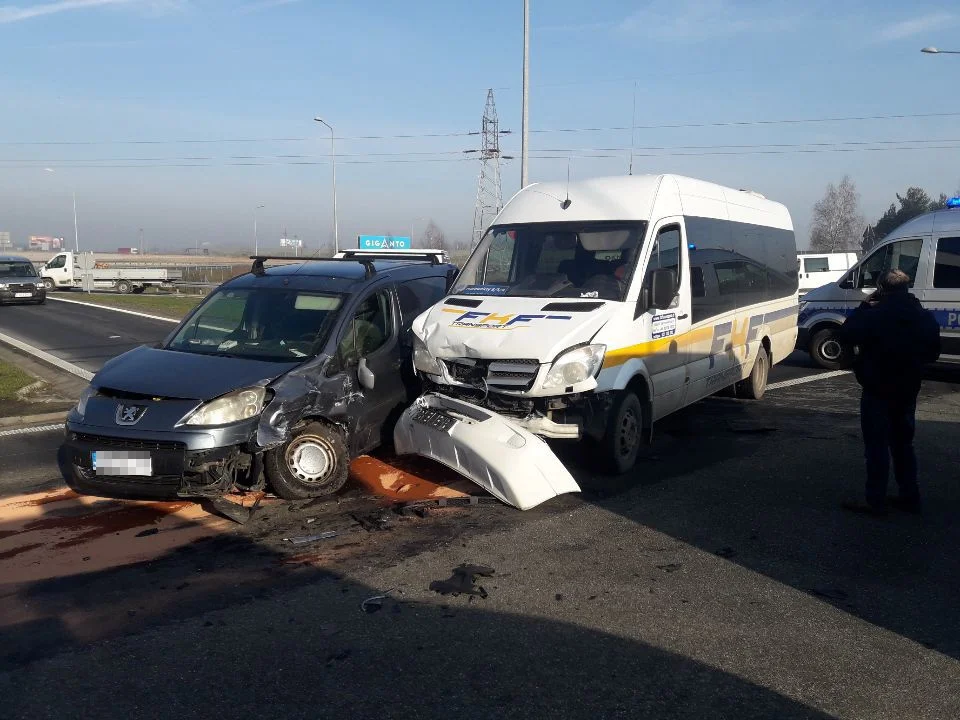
[879,269,911,292]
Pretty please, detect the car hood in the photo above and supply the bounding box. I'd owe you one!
[413,296,618,362]
[94,346,297,400]
[1,275,41,283]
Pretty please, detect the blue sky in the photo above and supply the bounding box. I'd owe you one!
[1,0,959,252]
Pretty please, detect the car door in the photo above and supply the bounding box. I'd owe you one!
[396,274,449,396]
[925,235,960,362]
[638,220,692,419]
[335,285,407,452]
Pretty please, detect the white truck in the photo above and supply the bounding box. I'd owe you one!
[796,252,858,296]
[39,251,182,294]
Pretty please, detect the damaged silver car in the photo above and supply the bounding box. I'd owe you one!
[58,251,456,500]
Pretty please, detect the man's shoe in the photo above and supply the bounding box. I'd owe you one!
[888,497,922,514]
[841,500,888,517]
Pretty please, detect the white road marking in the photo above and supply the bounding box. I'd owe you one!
[767,370,850,391]
[108,335,121,339]
[0,331,94,381]
[0,423,65,438]
[47,295,180,324]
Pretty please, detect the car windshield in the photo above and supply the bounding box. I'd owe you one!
[166,287,343,362]
[451,222,648,300]
[0,262,37,278]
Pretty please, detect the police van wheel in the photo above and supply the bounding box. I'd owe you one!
[601,391,643,474]
[810,328,850,371]
[264,421,349,500]
[736,346,769,400]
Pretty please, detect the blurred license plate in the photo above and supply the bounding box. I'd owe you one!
[14,292,31,298]
[92,450,152,477]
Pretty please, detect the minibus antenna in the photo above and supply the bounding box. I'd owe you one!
[628,81,637,176]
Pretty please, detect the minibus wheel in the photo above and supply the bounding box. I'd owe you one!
[601,390,643,474]
[736,346,769,400]
[264,421,349,499]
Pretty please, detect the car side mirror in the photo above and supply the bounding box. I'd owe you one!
[650,268,677,310]
[358,357,375,390]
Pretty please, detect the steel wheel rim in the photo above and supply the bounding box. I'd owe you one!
[617,407,639,459]
[821,339,842,361]
[285,435,336,483]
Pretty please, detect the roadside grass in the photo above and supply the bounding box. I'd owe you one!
[0,360,35,400]
[52,291,202,320]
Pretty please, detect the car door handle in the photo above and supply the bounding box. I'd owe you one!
[677,314,689,320]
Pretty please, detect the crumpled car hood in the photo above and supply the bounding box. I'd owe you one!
[94,346,296,400]
[413,297,618,362]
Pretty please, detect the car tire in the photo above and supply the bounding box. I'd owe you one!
[263,421,349,500]
[42,278,55,291]
[34,297,46,305]
[600,390,643,474]
[736,345,769,400]
[116,280,133,294]
[809,327,850,370]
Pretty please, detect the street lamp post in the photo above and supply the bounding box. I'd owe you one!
[314,117,340,254]
[44,168,80,252]
[254,204,265,255]
[521,0,530,188]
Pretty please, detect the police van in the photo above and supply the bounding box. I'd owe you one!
[798,201,960,369]
[395,174,799,509]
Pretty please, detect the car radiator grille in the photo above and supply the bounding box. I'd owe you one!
[442,358,540,392]
[72,433,186,453]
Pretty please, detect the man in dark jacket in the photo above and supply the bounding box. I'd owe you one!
[838,269,941,515]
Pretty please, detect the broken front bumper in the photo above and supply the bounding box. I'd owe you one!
[394,393,580,510]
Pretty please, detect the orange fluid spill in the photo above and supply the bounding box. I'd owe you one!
[348,454,479,502]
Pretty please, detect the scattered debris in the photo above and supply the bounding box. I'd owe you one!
[397,495,499,517]
[202,497,258,525]
[360,588,395,614]
[656,563,682,573]
[351,511,392,532]
[305,517,317,524]
[714,547,737,559]
[554,593,563,602]
[429,563,495,598]
[135,528,159,538]
[283,531,338,545]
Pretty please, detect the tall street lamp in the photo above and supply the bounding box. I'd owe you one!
[521,0,530,188]
[314,117,340,254]
[254,204,265,255]
[44,168,80,252]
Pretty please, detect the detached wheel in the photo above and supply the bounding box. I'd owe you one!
[600,390,643,474]
[264,421,349,500]
[736,346,769,400]
[809,327,850,370]
[116,280,133,294]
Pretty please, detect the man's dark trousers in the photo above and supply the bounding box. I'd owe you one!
[860,389,920,509]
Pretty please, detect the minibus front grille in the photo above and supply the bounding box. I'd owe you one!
[443,358,540,392]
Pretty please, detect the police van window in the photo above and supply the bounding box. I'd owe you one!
[398,276,447,330]
[933,237,960,288]
[645,225,682,292]
[858,238,923,288]
[804,257,830,273]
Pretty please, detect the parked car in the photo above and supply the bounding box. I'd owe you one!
[0,255,46,305]
[58,251,457,500]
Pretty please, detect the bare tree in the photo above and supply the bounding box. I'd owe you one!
[809,175,864,253]
[421,220,446,250]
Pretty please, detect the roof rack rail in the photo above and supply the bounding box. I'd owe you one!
[333,249,444,265]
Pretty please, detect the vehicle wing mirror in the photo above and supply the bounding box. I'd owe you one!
[650,268,677,310]
[358,357,375,390]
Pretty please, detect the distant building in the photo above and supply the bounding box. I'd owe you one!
[0,231,11,251]
[29,235,64,252]
[116,247,139,255]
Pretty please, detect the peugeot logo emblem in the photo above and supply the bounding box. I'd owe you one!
[116,404,147,425]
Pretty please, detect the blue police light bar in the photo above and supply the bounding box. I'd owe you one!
[946,197,960,209]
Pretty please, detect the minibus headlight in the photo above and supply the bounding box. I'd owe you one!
[180,387,266,426]
[543,345,606,389]
[413,336,443,375]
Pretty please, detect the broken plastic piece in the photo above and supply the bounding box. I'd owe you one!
[394,393,580,510]
[429,563,495,598]
[360,588,395,614]
[283,531,338,545]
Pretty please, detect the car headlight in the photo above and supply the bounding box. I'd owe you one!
[412,335,443,375]
[180,387,266,426]
[542,344,606,390]
[0,283,8,290]
[75,385,96,417]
